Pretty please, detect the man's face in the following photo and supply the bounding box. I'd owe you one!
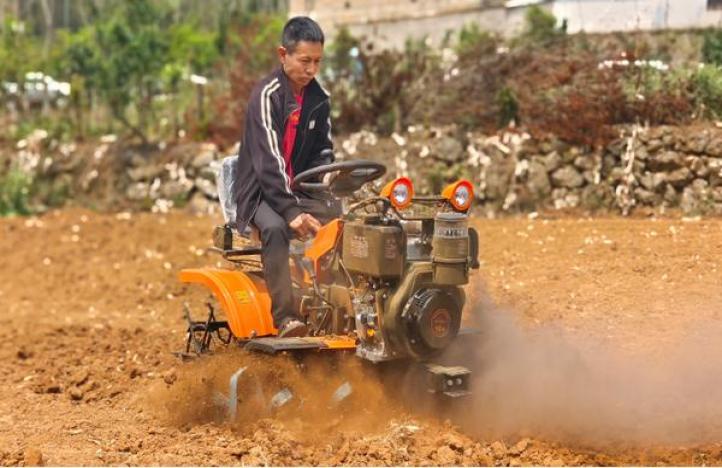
[279,41,324,91]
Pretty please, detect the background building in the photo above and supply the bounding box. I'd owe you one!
[290,0,722,48]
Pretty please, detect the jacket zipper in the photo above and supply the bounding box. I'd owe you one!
[296,99,327,168]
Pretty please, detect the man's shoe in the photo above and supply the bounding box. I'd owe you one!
[279,318,308,338]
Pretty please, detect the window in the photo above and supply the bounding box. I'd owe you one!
[709,0,722,10]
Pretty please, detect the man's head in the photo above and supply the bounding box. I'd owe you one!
[278,16,325,93]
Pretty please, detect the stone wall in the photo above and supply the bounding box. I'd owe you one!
[336,123,722,217]
[5,123,722,217]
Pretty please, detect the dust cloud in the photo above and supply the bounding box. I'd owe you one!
[445,291,722,447]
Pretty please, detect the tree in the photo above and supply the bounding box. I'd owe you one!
[92,0,169,145]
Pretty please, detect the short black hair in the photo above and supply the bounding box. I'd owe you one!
[282,16,324,53]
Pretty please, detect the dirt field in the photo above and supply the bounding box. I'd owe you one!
[2,208,722,466]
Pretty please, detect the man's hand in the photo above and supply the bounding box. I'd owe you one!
[289,213,321,239]
[322,171,337,187]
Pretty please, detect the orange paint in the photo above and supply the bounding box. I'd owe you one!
[303,218,342,281]
[178,268,276,338]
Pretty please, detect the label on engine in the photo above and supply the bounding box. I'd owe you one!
[350,236,369,258]
[384,238,398,259]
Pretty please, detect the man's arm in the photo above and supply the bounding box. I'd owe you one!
[245,84,303,224]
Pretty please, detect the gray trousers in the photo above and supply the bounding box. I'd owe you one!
[252,194,340,328]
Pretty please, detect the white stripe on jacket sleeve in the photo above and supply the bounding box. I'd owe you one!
[260,78,296,198]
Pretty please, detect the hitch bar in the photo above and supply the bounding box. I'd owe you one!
[426,364,471,398]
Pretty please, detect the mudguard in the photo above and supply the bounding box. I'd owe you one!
[179,268,276,338]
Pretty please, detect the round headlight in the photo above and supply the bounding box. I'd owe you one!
[393,183,410,206]
[454,185,470,209]
[442,180,474,211]
[381,177,415,209]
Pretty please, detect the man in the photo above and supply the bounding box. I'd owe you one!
[234,16,337,338]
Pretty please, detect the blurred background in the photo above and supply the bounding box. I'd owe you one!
[2,0,722,217]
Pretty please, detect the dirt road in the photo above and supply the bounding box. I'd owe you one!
[1,209,721,466]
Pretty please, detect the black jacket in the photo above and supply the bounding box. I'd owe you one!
[234,67,334,233]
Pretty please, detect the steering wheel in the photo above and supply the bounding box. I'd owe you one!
[292,160,387,196]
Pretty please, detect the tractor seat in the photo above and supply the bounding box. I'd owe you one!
[212,155,262,258]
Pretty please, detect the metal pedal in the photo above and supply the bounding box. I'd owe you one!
[244,337,323,354]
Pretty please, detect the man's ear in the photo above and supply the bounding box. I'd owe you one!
[278,46,288,64]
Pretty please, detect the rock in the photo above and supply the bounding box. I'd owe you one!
[23,448,43,466]
[666,167,692,188]
[606,138,626,156]
[551,166,584,188]
[483,153,515,201]
[434,446,458,465]
[682,131,710,154]
[44,383,62,394]
[161,180,193,200]
[490,440,507,459]
[689,156,709,177]
[191,143,218,168]
[127,164,164,182]
[691,178,710,192]
[573,155,595,171]
[194,177,217,199]
[526,161,551,198]
[432,136,464,163]
[162,368,177,385]
[125,182,150,201]
[581,184,614,209]
[634,188,660,205]
[709,159,722,186]
[562,146,581,164]
[440,433,466,451]
[712,187,722,202]
[639,172,666,192]
[68,386,84,401]
[647,151,684,171]
[187,192,213,215]
[542,151,562,172]
[509,438,530,456]
[634,145,649,161]
[646,138,664,153]
[475,452,494,466]
[602,154,618,173]
[70,370,89,386]
[681,187,701,214]
[706,136,722,157]
[664,184,678,204]
[17,348,32,360]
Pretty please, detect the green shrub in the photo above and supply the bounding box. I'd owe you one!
[496,87,519,126]
[519,5,564,46]
[690,64,722,118]
[0,169,33,216]
[456,23,497,59]
[702,29,722,65]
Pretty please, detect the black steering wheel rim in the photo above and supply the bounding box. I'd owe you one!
[292,160,387,195]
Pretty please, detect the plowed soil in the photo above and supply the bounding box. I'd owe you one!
[2,208,722,466]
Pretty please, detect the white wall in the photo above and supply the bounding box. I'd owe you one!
[290,0,526,49]
[552,0,722,33]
